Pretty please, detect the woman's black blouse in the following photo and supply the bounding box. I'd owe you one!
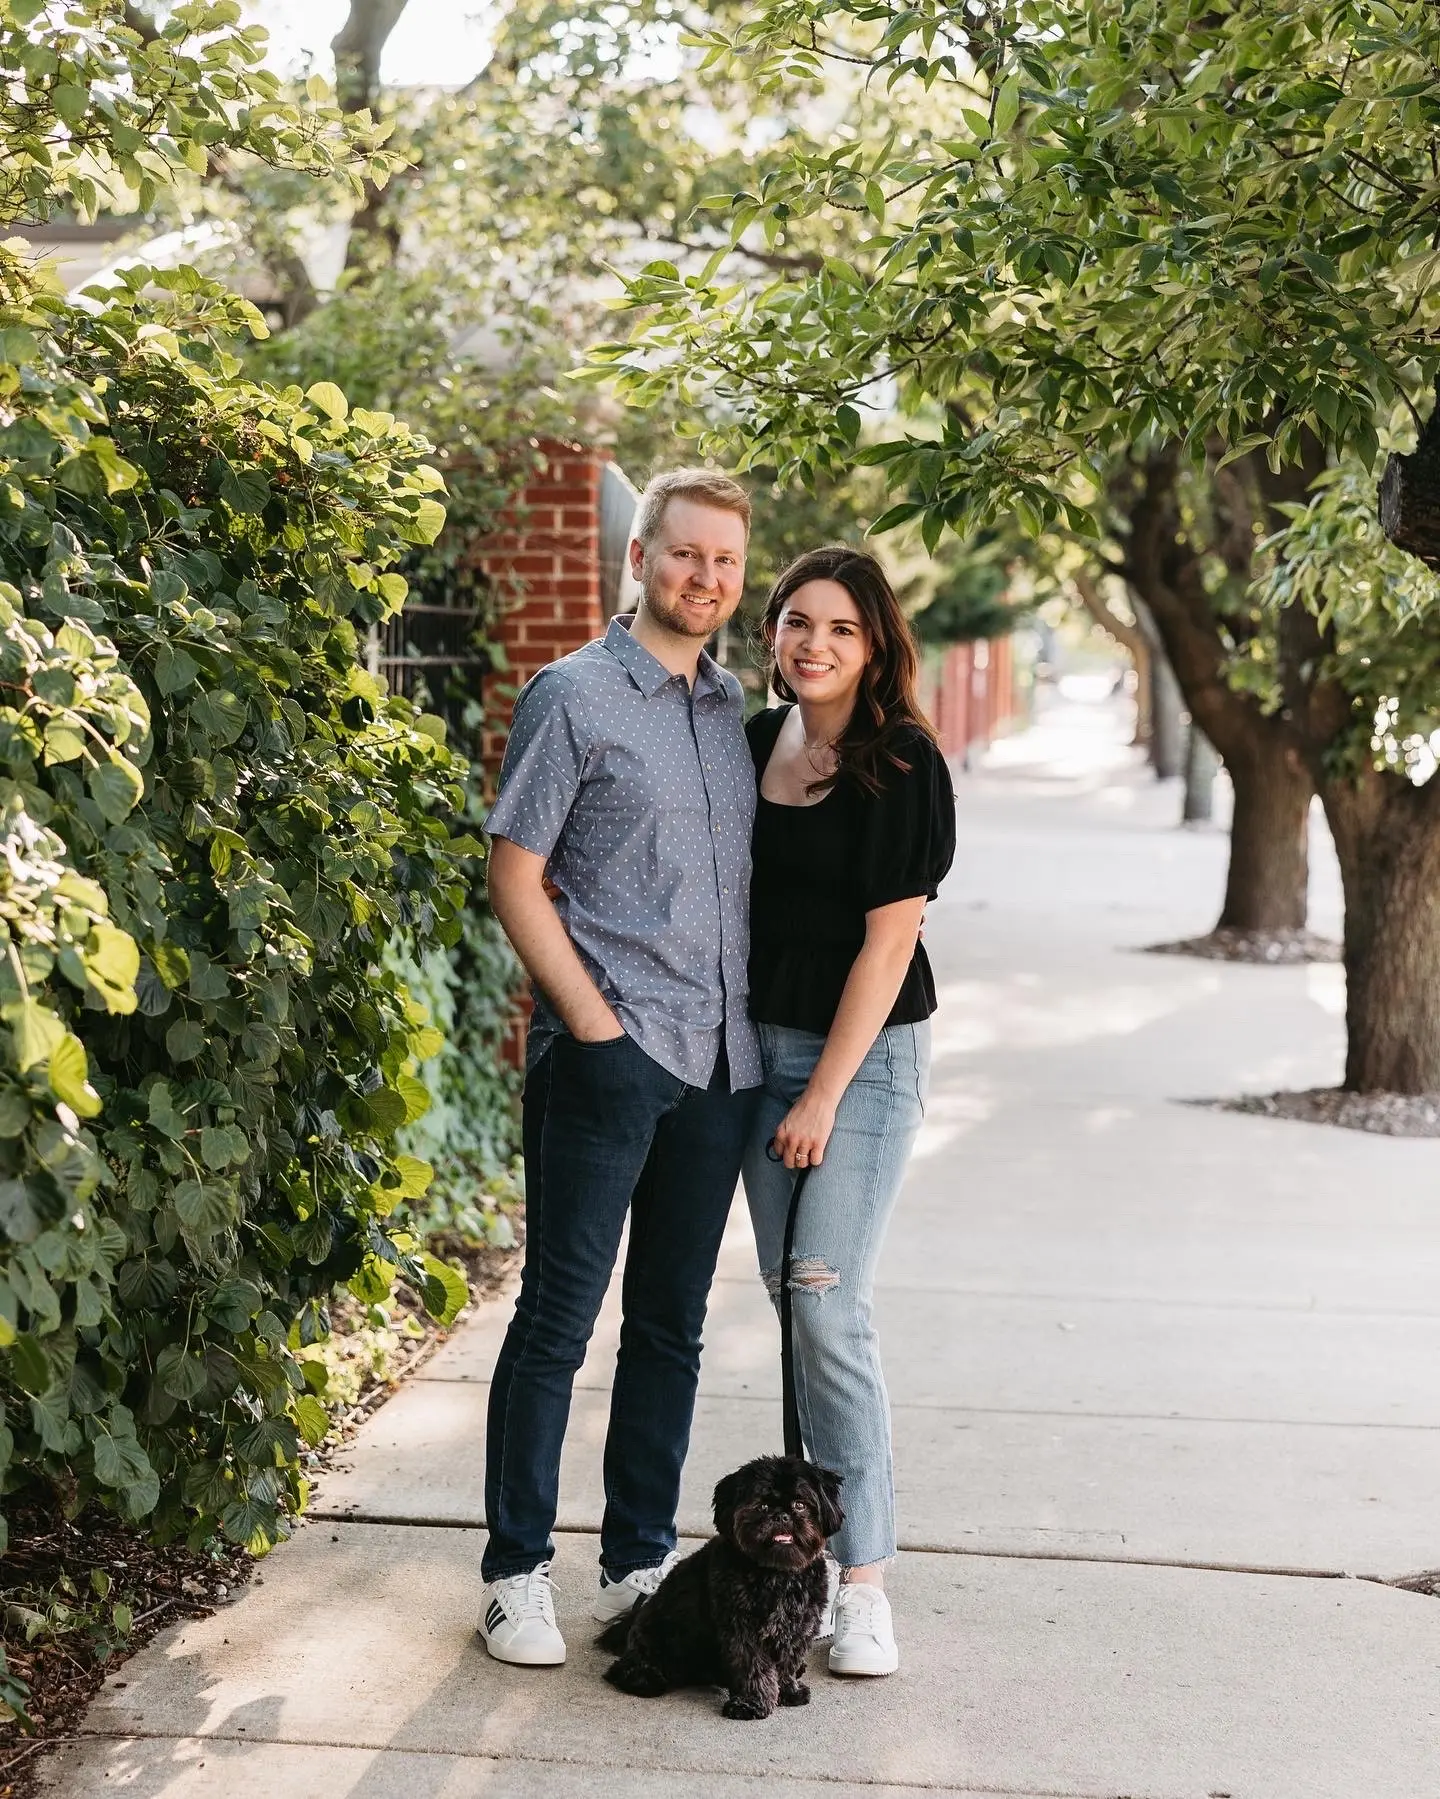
[746,705,957,1036]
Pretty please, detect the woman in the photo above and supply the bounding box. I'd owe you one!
[742,545,955,1678]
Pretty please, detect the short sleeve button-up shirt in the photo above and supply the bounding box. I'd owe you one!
[483,617,761,1092]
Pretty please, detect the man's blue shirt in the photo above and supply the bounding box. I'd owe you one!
[484,616,761,1091]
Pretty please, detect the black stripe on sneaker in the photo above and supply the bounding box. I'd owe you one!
[485,1601,506,1634]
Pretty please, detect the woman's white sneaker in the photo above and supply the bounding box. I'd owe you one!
[477,1562,566,1665]
[827,1582,899,1676]
[593,1549,679,1623]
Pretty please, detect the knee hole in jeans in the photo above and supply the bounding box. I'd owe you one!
[761,1258,842,1301]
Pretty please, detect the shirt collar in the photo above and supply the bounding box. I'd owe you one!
[603,615,728,701]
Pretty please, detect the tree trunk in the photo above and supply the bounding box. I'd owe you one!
[333,0,412,270]
[1137,605,1185,778]
[1182,725,1219,824]
[1379,380,1440,570]
[1218,737,1311,931]
[1121,452,1313,932]
[1322,774,1440,1091]
[1071,569,1151,746]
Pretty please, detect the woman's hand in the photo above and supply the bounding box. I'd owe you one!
[773,1086,838,1170]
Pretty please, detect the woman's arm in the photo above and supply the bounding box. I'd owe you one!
[770,895,928,1169]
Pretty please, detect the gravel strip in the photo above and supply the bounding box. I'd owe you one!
[1142,929,1342,965]
[1194,1088,1440,1136]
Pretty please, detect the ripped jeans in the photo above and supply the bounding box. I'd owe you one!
[741,1020,930,1568]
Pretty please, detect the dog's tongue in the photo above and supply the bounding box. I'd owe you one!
[773,1531,793,1544]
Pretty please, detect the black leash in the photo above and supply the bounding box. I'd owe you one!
[767,1142,810,1460]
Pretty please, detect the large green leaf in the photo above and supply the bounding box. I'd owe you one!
[6,1001,66,1074]
[89,757,144,825]
[91,1420,155,1491]
[47,1033,102,1119]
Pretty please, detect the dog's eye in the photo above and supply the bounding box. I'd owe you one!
[792,1501,808,1514]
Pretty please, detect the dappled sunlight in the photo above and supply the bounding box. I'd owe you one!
[1307,963,1347,1017]
[911,1083,999,1162]
[931,973,1209,1058]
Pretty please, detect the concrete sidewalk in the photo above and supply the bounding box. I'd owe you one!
[42,696,1440,1799]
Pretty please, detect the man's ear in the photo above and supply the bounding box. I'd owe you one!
[628,535,645,578]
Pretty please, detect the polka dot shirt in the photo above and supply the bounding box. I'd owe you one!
[484,617,762,1092]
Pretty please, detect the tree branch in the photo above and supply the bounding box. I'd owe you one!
[333,0,412,270]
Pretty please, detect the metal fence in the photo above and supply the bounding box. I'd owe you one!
[369,572,490,737]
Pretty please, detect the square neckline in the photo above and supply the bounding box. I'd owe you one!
[753,702,838,810]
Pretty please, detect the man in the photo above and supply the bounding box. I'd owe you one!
[478,468,760,1665]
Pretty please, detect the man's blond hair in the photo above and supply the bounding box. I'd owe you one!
[634,467,751,551]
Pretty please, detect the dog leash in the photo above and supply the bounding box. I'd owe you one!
[767,1142,810,1460]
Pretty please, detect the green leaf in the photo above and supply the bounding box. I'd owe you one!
[84,923,139,1013]
[419,1254,468,1326]
[221,1489,276,1550]
[0,1090,31,1138]
[147,1081,187,1139]
[392,1154,434,1198]
[165,1020,207,1063]
[47,1033,101,1119]
[154,642,200,697]
[190,690,248,746]
[151,942,191,990]
[174,1179,235,1236]
[9,1333,51,1396]
[292,1393,329,1448]
[396,1073,431,1125]
[362,1086,408,1132]
[200,1125,239,1170]
[42,719,85,764]
[217,463,271,515]
[993,76,1022,135]
[401,497,446,545]
[91,1421,154,1491]
[154,1343,207,1401]
[306,381,349,422]
[206,1277,260,1333]
[90,756,145,824]
[6,1001,66,1074]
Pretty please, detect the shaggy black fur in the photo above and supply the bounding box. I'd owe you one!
[598,1454,843,1721]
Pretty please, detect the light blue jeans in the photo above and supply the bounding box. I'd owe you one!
[742,1020,930,1568]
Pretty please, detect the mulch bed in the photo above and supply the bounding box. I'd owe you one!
[1196,1088,1440,1136]
[1390,1569,1440,1598]
[0,1229,521,1799]
[0,1504,249,1799]
[1142,928,1341,965]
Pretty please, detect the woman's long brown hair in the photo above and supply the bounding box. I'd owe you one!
[760,545,937,796]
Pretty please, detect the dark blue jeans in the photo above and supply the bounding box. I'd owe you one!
[482,1032,754,1581]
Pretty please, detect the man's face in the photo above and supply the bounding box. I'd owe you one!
[630,498,747,641]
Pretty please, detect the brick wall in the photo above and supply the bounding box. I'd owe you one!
[476,439,608,774]
[473,439,610,1065]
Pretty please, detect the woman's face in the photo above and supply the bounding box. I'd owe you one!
[772,578,872,711]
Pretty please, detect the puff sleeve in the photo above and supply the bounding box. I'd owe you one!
[860,732,956,912]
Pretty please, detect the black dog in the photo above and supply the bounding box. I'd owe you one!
[598,1454,843,1720]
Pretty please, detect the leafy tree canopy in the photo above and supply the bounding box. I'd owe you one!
[606,0,1440,535]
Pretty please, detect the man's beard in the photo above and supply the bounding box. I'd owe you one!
[642,571,729,641]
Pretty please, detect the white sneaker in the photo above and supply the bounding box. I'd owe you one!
[816,1556,840,1642]
[828,1582,899,1676]
[477,1562,566,1665]
[593,1549,679,1623]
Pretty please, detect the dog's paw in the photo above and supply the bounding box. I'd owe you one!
[779,1680,810,1707]
[604,1660,668,1698]
[722,1694,772,1721]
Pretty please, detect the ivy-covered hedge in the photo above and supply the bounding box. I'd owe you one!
[0,259,478,1552]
